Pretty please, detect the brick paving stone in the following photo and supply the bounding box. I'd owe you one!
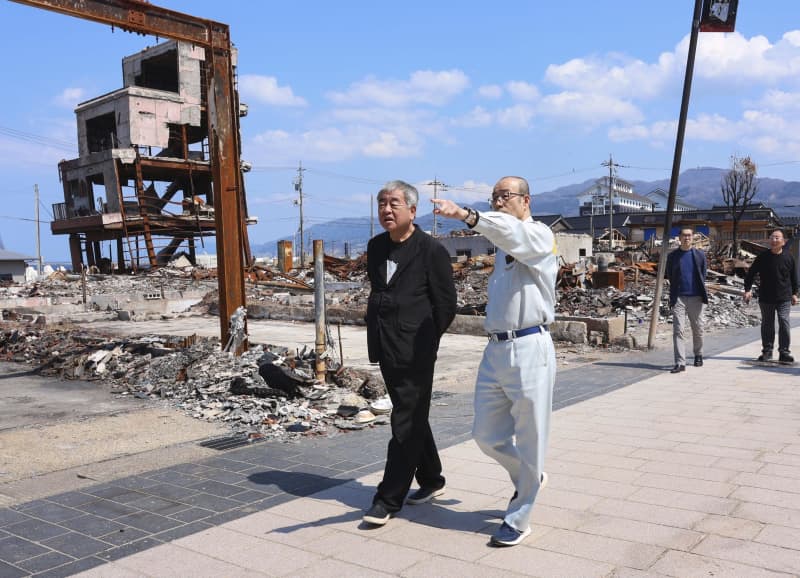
[633,472,736,497]
[4,518,70,542]
[480,545,615,577]
[733,472,800,494]
[638,460,738,482]
[591,497,707,529]
[0,535,49,565]
[40,531,110,558]
[731,485,800,510]
[533,528,665,569]
[693,534,800,575]
[626,486,737,515]
[576,514,703,550]
[753,523,800,550]
[652,550,792,578]
[694,513,764,540]
[13,550,73,574]
[175,527,321,575]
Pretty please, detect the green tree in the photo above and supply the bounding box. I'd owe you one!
[721,155,758,257]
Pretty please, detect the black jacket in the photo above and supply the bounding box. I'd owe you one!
[366,226,457,369]
[744,249,798,303]
[666,247,708,307]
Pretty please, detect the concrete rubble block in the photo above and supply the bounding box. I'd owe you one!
[555,314,625,343]
[118,310,135,321]
[550,320,588,344]
[446,314,486,336]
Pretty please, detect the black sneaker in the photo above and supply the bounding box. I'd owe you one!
[490,522,531,546]
[406,486,445,505]
[670,364,685,373]
[362,502,392,526]
[694,356,703,367]
[757,354,773,362]
[779,353,794,363]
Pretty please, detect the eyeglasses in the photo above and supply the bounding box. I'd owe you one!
[377,200,408,210]
[489,190,525,205]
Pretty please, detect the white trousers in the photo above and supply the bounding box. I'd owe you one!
[472,331,556,532]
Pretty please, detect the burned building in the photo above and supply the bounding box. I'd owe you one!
[51,40,251,272]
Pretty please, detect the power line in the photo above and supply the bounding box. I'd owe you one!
[0,125,76,152]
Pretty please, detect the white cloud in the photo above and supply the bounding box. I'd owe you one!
[53,87,87,108]
[247,126,422,163]
[692,32,800,82]
[239,75,307,107]
[452,106,493,128]
[752,89,800,112]
[539,92,643,125]
[506,81,540,102]
[327,69,469,107]
[496,104,536,128]
[544,53,675,99]
[478,84,503,99]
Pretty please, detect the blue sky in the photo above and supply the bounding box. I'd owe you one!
[2,1,800,261]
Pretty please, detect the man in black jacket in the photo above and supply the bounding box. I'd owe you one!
[744,229,799,363]
[362,180,457,526]
[666,228,709,373]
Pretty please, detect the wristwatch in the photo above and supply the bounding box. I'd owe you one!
[462,207,479,228]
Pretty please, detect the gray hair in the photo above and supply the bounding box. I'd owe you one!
[378,180,419,208]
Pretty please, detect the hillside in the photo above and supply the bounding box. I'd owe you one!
[251,167,800,257]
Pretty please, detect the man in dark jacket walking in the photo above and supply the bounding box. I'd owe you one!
[666,228,709,373]
[744,229,798,363]
[362,180,457,526]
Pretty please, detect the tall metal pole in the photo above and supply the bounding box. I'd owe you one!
[313,239,326,381]
[34,184,42,275]
[295,161,305,268]
[648,0,703,350]
[428,178,447,237]
[370,194,374,238]
[608,156,614,249]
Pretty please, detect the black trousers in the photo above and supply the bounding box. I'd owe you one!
[374,364,445,512]
[759,301,792,354]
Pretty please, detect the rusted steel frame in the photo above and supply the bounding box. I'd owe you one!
[112,157,135,271]
[9,0,225,46]
[133,149,157,267]
[138,158,211,173]
[12,0,249,352]
[207,43,248,353]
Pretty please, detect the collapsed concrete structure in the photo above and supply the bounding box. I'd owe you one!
[50,40,251,272]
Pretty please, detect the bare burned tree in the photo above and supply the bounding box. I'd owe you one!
[721,155,758,257]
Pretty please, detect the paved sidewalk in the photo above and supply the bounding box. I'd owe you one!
[2,322,799,577]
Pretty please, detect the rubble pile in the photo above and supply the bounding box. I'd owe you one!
[0,325,389,441]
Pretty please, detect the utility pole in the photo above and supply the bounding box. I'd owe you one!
[34,184,42,275]
[601,155,624,250]
[427,178,447,237]
[370,195,374,239]
[293,162,305,268]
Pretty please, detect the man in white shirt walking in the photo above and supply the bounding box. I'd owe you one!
[432,175,558,547]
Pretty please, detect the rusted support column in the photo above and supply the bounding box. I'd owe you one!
[313,239,326,382]
[207,38,248,353]
[68,234,83,271]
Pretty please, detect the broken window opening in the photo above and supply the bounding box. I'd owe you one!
[135,48,179,93]
[86,113,117,153]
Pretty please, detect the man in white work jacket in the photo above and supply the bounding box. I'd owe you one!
[432,175,557,547]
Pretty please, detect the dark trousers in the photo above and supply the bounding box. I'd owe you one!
[759,301,792,355]
[374,365,445,512]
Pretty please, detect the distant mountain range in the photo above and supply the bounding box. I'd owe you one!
[251,167,800,257]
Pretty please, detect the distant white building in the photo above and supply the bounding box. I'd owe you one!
[577,177,656,216]
[0,250,34,283]
[644,188,697,212]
